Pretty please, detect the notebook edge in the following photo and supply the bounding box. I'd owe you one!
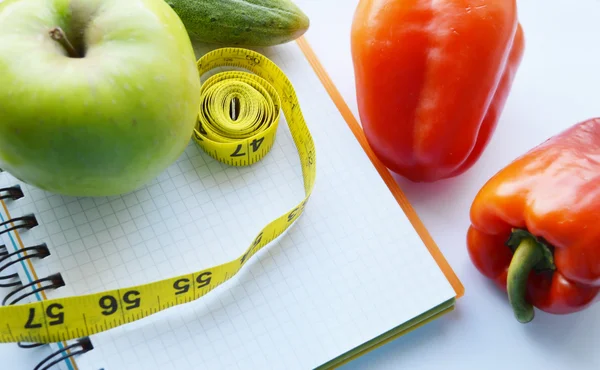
[294,36,465,300]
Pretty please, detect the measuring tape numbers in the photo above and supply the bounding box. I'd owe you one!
[0,47,316,344]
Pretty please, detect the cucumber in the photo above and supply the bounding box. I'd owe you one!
[166,0,310,47]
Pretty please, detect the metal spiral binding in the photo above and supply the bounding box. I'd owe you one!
[3,271,65,306]
[0,244,21,288]
[0,243,51,290]
[0,185,24,201]
[0,214,38,236]
[0,179,95,367]
[33,337,94,370]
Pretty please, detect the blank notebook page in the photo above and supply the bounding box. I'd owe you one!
[0,40,456,370]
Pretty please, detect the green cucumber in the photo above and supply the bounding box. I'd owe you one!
[166,0,310,47]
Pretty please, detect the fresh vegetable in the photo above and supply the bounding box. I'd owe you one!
[167,0,310,47]
[350,0,525,182]
[467,118,600,323]
[0,0,201,196]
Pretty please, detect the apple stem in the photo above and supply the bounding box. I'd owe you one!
[49,27,80,58]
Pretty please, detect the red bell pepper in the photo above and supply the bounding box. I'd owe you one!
[467,118,600,323]
[351,0,525,182]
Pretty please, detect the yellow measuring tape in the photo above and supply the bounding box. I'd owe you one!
[0,47,316,344]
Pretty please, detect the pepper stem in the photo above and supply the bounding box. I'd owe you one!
[506,238,543,323]
[504,229,556,324]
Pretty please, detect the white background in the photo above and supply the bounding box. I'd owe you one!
[1,0,599,369]
[297,0,600,369]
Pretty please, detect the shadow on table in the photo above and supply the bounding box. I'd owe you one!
[522,304,599,363]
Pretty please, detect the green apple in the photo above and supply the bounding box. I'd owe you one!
[0,0,201,196]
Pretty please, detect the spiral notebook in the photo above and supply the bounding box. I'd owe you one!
[0,37,463,370]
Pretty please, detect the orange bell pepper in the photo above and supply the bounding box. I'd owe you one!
[467,118,600,323]
[351,0,525,182]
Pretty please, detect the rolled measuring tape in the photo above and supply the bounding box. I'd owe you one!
[0,47,316,344]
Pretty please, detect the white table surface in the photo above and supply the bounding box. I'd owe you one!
[1,0,599,369]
